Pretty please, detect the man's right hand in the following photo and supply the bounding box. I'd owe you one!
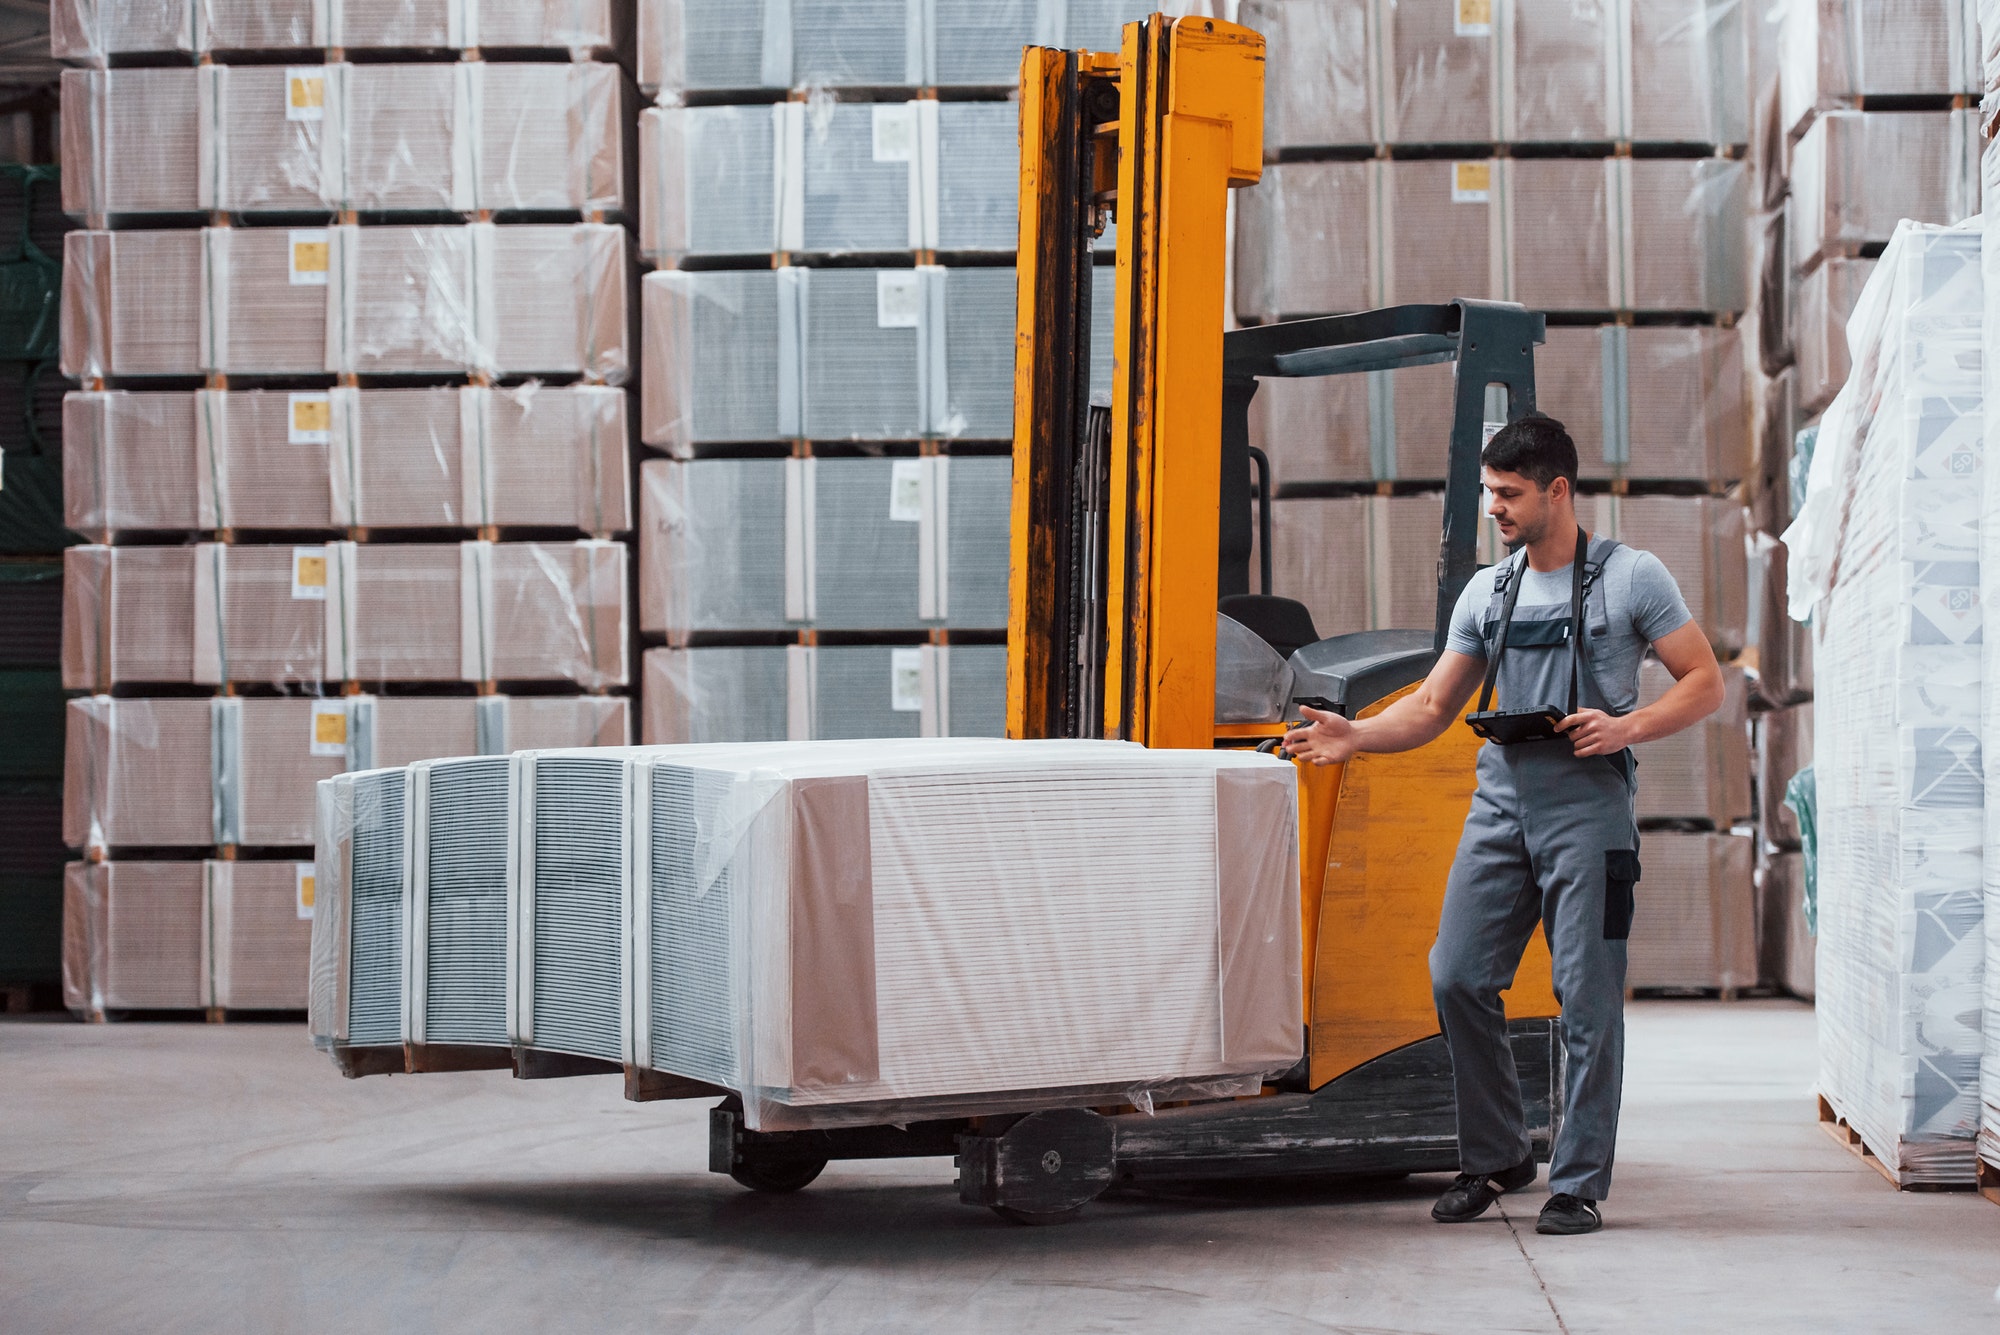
[1281,706,1359,766]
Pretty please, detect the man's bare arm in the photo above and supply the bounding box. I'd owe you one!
[1557,620,1725,758]
[1281,650,1488,766]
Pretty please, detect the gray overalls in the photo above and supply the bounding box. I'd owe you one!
[1430,531,1641,1202]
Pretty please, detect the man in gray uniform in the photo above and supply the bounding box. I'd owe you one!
[1282,413,1724,1235]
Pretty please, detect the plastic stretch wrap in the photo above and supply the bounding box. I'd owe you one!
[310,766,408,1052]
[1246,359,1448,485]
[62,861,205,1013]
[54,0,625,61]
[1504,0,1621,143]
[489,695,630,751]
[608,739,1301,1130]
[1759,702,1814,851]
[1759,850,1816,998]
[1239,0,1374,150]
[640,458,1009,638]
[1627,0,1750,145]
[477,540,629,687]
[1236,157,1746,316]
[406,755,512,1048]
[207,860,315,1010]
[61,545,198,689]
[643,644,1007,743]
[1791,222,1984,1185]
[1795,257,1875,417]
[1255,494,1444,638]
[1789,110,1981,278]
[1233,161,1373,323]
[1984,135,2000,1177]
[1626,830,1756,992]
[61,225,630,381]
[1377,0,1499,145]
[1586,494,1748,654]
[234,697,351,847]
[1634,659,1750,827]
[1755,207,1790,375]
[1778,0,1981,139]
[62,697,218,851]
[636,0,1160,98]
[1613,326,1749,481]
[59,69,202,220]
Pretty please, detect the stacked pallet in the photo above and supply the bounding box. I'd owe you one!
[1236,0,1757,992]
[1753,0,1984,1006]
[1787,220,1984,1186]
[53,1,637,1019]
[632,0,1150,744]
[311,738,1303,1126]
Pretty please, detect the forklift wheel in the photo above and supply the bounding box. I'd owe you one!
[991,1203,1085,1226]
[728,1154,828,1194]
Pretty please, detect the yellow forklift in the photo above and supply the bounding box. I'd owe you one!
[712,14,1565,1222]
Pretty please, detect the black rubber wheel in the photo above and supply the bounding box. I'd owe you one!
[991,1203,1085,1226]
[728,1154,828,1194]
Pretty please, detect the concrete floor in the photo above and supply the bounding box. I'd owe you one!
[3,1001,1997,1334]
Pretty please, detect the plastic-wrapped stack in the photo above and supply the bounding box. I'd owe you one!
[632,0,1164,745]
[311,737,1304,1128]
[1981,8,2000,1196]
[1238,9,1758,951]
[53,1,638,1017]
[1786,220,1984,1185]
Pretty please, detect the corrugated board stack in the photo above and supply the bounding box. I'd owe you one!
[52,0,639,1019]
[310,738,1304,1123]
[1752,0,1985,1006]
[1982,0,2000,1203]
[1789,220,1984,1187]
[0,159,68,1009]
[1237,0,1758,993]
[633,0,1161,745]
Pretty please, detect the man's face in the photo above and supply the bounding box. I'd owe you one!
[1482,467,1565,547]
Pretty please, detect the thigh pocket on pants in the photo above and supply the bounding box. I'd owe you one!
[1603,848,1640,941]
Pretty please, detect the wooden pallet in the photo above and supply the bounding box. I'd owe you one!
[1978,1157,2000,1208]
[1816,1095,1975,1192]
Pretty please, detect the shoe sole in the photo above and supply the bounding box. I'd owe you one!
[1535,1218,1602,1235]
[1430,1206,1494,1223]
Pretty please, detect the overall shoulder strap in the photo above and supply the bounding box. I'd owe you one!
[1475,550,1531,714]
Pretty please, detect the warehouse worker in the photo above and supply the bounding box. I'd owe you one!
[1281,413,1725,1236]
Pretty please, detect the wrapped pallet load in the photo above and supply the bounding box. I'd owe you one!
[310,740,1304,1129]
[1785,220,1984,1185]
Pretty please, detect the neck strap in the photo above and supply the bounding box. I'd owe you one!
[1475,526,1591,717]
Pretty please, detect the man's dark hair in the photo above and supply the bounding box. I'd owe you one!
[1481,412,1578,490]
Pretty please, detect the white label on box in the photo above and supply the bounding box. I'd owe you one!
[289,392,331,445]
[889,459,924,522]
[1454,0,1492,36]
[872,104,916,163]
[309,700,348,756]
[877,270,922,328]
[287,67,326,121]
[1452,162,1490,204]
[290,229,330,286]
[1482,419,1506,447]
[891,647,924,712]
[292,546,329,600]
[296,863,316,919]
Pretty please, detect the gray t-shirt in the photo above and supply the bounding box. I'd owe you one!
[1444,545,1693,714]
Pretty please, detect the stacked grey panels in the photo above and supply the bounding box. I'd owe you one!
[640,106,776,262]
[815,458,924,629]
[512,751,627,1063]
[935,101,1020,251]
[639,459,794,637]
[342,768,407,1050]
[938,267,1015,440]
[640,271,791,452]
[815,646,928,739]
[932,1,1038,86]
[946,644,1007,737]
[792,0,925,87]
[801,269,925,440]
[643,646,794,744]
[801,103,920,253]
[409,756,511,1050]
[635,760,742,1087]
[946,455,1010,628]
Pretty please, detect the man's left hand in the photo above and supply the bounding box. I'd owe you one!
[1557,709,1633,758]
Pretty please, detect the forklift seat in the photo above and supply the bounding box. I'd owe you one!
[1217,594,1320,660]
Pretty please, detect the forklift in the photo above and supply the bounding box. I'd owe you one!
[711,14,1565,1223]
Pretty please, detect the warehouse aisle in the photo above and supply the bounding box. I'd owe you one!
[2,1002,1995,1334]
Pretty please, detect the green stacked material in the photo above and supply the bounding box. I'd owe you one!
[0,167,67,556]
[0,558,66,988]
[0,786,62,985]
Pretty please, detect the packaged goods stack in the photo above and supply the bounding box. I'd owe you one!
[1786,219,1983,1185]
[1238,0,1757,991]
[1753,0,1983,1001]
[633,0,1167,745]
[52,0,637,1019]
[311,737,1305,1126]
[1982,0,2000,1200]
[0,132,69,1006]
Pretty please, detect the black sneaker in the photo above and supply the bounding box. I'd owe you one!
[1536,1193,1603,1235]
[1429,1156,1537,1223]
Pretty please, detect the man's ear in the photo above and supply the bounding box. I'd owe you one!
[1548,474,1571,506]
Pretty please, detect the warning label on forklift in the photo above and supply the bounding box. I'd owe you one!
[1452,162,1491,203]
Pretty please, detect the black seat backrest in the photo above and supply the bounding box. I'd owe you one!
[1218,594,1320,660]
